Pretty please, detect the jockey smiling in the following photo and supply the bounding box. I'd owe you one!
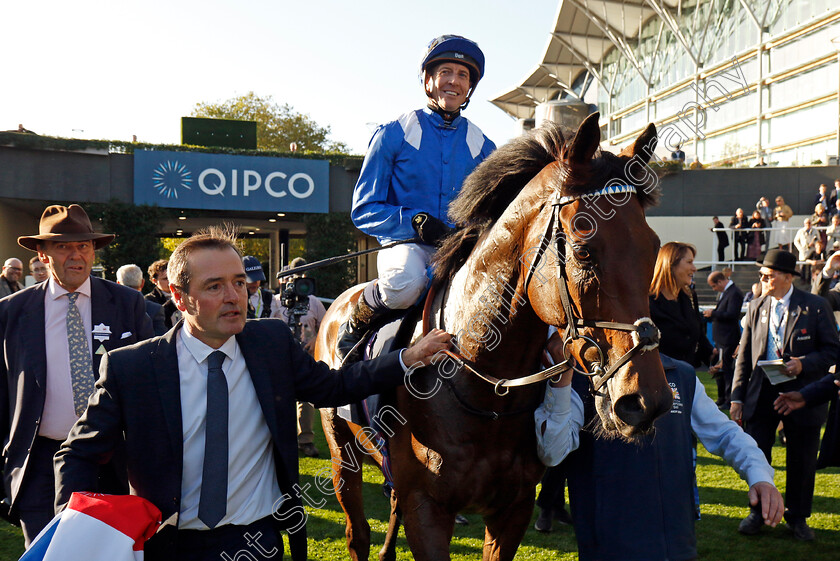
[337,34,496,359]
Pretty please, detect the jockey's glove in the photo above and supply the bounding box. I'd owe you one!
[412,212,452,246]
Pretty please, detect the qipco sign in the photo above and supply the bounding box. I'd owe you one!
[134,150,329,213]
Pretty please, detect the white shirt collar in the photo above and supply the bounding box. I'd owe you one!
[47,276,91,300]
[723,279,734,292]
[180,323,238,365]
[770,284,794,309]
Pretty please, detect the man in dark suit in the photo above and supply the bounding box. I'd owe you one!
[116,264,167,336]
[0,204,154,545]
[54,226,450,561]
[704,271,744,408]
[732,249,839,541]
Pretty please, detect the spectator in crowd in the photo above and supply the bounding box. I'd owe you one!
[54,226,451,560]
[731,249,839,541]
[272,257,328,458]
[833,179,840,210]
[242,256,276,319]
[145,259,170,305]
[827,214,840,248]
[116,264,167,336]
[730,208,749,261]
[795,218,819,278]
[0,258,24,298]
[811,204,829,245]
[747,209,767,259]
[772,196,794,250]
[832,198,840,219]
[0,204,154,545]
[756,196,774,224]
[755,156,768,166]
[814,183,835,213]
[535,353,782,561]
[671,143,686,163]
[28,256,49,284]
[703,271,744,409]
[146,259,179,329]
[648,242,712,367]
[744,281,762,305]
[339,34,495,361]
[711,216,729,264]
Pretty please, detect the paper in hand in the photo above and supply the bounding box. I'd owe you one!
[757,359,794,385]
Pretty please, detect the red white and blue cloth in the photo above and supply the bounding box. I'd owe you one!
[20,493,161,561]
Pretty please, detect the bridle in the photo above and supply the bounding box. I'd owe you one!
[522,184,660,392]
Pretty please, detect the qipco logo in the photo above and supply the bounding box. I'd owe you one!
[197,168,315,199]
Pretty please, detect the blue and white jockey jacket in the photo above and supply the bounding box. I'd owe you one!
[351,108,495,244]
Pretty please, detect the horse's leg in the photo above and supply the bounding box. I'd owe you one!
[481,496,536,561]
[377,487,401,561]
[321,409,371,561]
[400,491,455,561]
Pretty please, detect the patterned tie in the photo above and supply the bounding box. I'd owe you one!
[66,292,94,416]
[768,300,785,359]
[198,350,228,528]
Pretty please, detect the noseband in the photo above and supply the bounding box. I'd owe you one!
[523,185,660,392]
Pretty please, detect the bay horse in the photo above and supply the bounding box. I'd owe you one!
[315,113,674,561]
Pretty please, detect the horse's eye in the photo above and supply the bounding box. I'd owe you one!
[573,246,591,261]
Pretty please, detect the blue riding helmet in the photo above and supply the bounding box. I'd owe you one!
[420,35,485,89]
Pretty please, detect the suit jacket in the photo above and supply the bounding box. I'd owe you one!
[732,288,839,424]
[144,300,167,337]
[709,282,744,347]
[0,278,23,300]
[0,276,154,505]
[799,373,840,468]
[55,319,405,559]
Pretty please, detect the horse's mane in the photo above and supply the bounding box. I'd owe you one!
[433,121,660,282]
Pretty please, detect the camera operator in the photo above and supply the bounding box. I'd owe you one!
[243,255,278,319]
[272,257,327,457]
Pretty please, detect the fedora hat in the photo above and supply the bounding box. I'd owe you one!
[756,248,797,275]
[18,204,115,252]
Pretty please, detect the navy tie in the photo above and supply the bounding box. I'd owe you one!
[198,350,228,528]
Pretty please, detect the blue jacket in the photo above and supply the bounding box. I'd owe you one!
[351,108,495,244]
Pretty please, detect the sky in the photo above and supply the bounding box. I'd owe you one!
[3,0,560,154]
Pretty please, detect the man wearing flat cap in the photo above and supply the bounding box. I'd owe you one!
[0,204,154,546]
[732,249,839,541]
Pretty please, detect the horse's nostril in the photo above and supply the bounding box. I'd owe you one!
[613,394,645,427]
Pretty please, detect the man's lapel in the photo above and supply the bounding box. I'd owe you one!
[152,325,185,469]
[89,277,115,370]
[237,326,280,441]
[784,289,803,349]
[18,283,49,388]
[754,296,771,361]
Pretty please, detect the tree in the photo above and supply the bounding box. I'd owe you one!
[191,91,349,154]
[302,212,358,299]
[86,201,172,280]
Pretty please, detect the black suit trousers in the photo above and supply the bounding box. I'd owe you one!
[743,382,821,519]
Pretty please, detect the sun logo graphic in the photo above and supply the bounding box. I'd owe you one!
[152,160,193,199]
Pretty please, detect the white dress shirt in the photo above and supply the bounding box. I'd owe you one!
[41,277,93,440]
[177,325,282,529]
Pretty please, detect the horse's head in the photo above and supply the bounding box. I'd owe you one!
[523,113,672,438]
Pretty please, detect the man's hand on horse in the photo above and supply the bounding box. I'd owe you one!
[748,481,784,527]
[402,328,452,367]
[412,212,452,246]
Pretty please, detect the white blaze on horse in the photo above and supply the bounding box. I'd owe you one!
[315,113,673,561]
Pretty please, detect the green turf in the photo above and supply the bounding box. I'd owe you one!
[0,372,836,560]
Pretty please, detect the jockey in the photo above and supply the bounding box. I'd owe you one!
[337,34,496,359]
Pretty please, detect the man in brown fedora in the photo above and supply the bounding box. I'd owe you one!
[0,204,154,546]
[732,248,839,541]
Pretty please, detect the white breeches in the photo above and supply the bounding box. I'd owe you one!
[376,243,435,309]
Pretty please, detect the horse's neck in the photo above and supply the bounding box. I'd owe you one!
[441,233,544,362]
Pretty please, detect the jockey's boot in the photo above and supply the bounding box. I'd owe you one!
[336,295,389,364]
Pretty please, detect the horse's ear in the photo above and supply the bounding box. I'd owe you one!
[568,112,601,166]
[619,123,658,163]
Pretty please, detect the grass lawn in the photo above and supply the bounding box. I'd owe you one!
[0,373,836,560]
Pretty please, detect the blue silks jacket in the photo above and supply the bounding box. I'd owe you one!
[351,108,495,244]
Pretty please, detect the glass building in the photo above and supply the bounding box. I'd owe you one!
[492,1,840,167]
